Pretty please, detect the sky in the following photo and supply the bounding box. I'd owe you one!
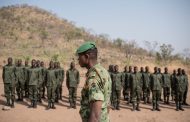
[0,0,190,53]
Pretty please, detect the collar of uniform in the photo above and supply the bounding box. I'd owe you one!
[86,63,100,77]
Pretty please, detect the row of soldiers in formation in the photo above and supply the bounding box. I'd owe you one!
[108,65,189,111]
[2,57,80,109]
[2,57,189,112]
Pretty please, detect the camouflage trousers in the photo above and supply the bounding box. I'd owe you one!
[163,87,170,98]
[16,80,25,98]
[143,88,150,99]
[69,87,77,105]
[152,90,161,104]
[112,90,121,107]
[175,91,185,103]
[4,83,15,101]
[131,90,141,103]
[47,86,56,103]
[29,85,38,101]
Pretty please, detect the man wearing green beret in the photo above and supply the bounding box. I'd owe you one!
[77,42,112,122]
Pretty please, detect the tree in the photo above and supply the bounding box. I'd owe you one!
[159,44,174,65]
[144,41,158,56]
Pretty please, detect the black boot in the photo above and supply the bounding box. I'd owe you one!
[179,103,184,111]
[6,98,11,106]
[11,99,14,108]
[17,94,21,101]
[29,101,34,108]
[52,102,56,109]
[176,102,179,111]
[156,102,161,111]
[136,103,141,111]
[144,97,147,104]
[33,101,37,108]
[167,96,169,104]
[47,102,51,109]
[132,103,136,111]
[152,103,156,111]
[147,97,150,104]
[20,93,23,101]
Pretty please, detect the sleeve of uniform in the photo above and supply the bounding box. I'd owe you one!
[77,70,80,84]
[66,70,69,88]
[88,77,104,102]
[2,66,5,81]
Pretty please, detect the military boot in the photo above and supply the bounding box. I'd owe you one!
[156,102,161,111]
[47,102,51,109]
[52,102,56,109]
[152,103,156,111]
[176,102,179,111]
[11,99,15,108]
[17,94,21,101]
[20,92,24,101]
[179,103,184,111]
[136,103,141,111]
[33,101,37,108]
[116,104,120,110]
[147,97,150,104]
[144,97,147,104]
[167,96,169,104]
[164,96,166,104]
[132,103,136,111]
[28,101,34,108]
[6,98,11,106]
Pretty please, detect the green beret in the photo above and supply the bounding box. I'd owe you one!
[76,41,96,54]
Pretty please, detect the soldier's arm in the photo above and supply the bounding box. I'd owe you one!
[89,101,103,122]
[66,71,69,89]
[2,67,5,82]
[77,70,80,84]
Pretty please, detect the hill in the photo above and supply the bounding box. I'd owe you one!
[0,4,189,72]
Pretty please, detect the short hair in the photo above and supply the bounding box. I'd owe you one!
[83,48,98,60]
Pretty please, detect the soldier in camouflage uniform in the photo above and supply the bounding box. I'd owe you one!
[54,62,60,103]
[77,42,111,122]
[15,59,25,101]
[40,61,47,99]
[158,68,163,101]
[27,59,39,108]
[130,66,143,111]
[46,61,57,109]
[142,66,151,104]
[108,65,114,106]
[36,60,43,103]
[182,69,189,105]
[57,62,64,100]
[122,66,128,101]
[127,66,133,104]
[162,67,171,104]
[66,61,80,109]
[111,65,123,110]
[150,67,162,111]
[2,57,16,107]
[24,60,30,98]
[174,68,187,111]
[171,69,177,101]
[139,67,144,101]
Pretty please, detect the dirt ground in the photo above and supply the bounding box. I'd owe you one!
[0,70,190,122]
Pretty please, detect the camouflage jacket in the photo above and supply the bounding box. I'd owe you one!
[150,73,162,91]
[129,72,143,92]
[2,64,16,84]
[15,66,25,83]
[27,67,40,86]
[111,72,123,91]
[79,64,111,122]
[162,73,171,88]
[174,75,187,92]
[66,68,80,88]
[142,72,150,89]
